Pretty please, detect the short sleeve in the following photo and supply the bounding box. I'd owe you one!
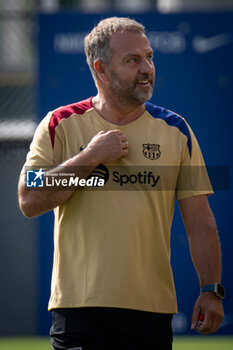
[176,123,213,201]
[21,112,63,173]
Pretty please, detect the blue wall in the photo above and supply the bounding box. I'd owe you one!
[38,12,233,335]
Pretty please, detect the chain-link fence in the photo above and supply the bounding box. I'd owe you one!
[0,141,38,336]
[0,0,38,336]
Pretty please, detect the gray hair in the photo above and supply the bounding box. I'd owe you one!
[84,17,145,84]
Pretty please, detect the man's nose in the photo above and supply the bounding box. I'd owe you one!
[139,59,155,74]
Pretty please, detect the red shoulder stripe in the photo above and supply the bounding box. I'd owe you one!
[49,97,93,149]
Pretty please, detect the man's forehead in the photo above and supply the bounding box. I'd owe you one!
[109,30,152,53]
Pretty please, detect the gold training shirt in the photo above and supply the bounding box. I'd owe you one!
[23,97,213,314]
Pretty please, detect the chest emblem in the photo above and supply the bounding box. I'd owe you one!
[142,143,161,160]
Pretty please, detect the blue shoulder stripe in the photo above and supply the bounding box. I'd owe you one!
[145,102,192,157]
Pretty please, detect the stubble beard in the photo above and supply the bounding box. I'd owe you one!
[109,70,154,106]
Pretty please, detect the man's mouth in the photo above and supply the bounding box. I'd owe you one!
[136,80,152,86]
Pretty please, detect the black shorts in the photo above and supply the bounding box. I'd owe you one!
[50,307,173,350]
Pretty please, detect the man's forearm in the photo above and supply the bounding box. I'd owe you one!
[179,195,222,286]
[18,129,129,217]
[18,148,99,217]
[188,214,222,287]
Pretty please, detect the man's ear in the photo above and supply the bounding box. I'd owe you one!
[94,60,110,82]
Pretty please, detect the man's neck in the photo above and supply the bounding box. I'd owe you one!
[92,94,145,126]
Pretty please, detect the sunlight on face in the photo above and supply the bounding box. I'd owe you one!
[108,68,154,105]
[107,31,155,105]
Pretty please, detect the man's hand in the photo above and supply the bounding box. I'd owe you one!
[85,130,129,165]
[191,292,224,335]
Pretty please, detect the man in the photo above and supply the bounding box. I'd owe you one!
[18,17,224,349]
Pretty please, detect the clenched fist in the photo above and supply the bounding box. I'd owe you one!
[85,130,129,164]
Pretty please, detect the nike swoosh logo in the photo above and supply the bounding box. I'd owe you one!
[192,33,232,53]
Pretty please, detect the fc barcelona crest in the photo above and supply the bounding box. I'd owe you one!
[142,144,161,160]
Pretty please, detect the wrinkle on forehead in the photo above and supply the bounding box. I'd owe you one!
[109,31,152,56]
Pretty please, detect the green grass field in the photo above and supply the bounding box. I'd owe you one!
[0,336,232,349]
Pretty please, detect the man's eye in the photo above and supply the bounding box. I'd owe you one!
[128,57,137,63]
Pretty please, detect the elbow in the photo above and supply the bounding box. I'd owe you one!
[18,179,41,217]
[18,196,40,218]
